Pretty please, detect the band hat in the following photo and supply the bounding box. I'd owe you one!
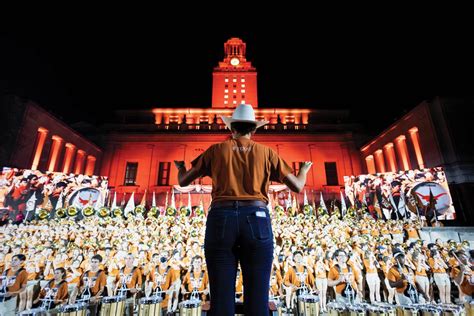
[220,104,269,130]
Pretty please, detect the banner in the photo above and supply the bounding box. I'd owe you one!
[343,167,456,220]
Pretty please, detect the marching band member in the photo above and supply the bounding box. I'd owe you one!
[364,250,381,303]
[429,249,451,303]
[451,250,474,303]
[413,251,431,302]
[0,254,28,315]
[328,249,362,304]
[32,267,69,310]
[283,251,315,312]
[314,252,329,312]
[115,253,142,316]
[181,255,209,301]
[71,254,106,316]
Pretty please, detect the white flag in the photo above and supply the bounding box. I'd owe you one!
[55,191,64,210]
[124,192,135,216]
[111,192,117,209]
[170,190,176,209]
[187,192,192,211]
[303,190,309,205]
[151,191,156,207]
[340,191,347,216]
[319,192,327,212]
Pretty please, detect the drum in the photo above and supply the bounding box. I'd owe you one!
[464,302,474,316]
[57,303,88,316]
[297,294,320,316]
[372,303,397,316]
[138,296,163,316]
[100,295,126,316]
[396,305,419,316]
[18,308,47,316]
[328,302,347,316]
[437,304,466,316]
[179,299,202,316]
[417,304,442,316]
[268,300,284,316]
[347,304,367,316]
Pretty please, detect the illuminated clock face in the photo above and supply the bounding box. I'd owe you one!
[230,58,240,66]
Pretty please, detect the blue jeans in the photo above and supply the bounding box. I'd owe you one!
[204,204,274,316]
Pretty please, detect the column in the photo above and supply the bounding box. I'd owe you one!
[47,135,63,172]
[408,127,425,169]
[395,135,411,171]
[62,143,76,174]
[374,149,386,173]
[74,150,86,174]
[383,142,397,172]
[31,127,49,170]
[365,155,376,174]
[85,155,96,176]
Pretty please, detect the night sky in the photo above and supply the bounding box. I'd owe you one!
[1,16,473,136]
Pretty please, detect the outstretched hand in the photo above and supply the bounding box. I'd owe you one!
[174,160,185,170]
[300,161,313,173]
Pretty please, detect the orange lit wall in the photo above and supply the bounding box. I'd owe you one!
[360,101,442,173]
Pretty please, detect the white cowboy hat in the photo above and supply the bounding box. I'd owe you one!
[220,104,269,130]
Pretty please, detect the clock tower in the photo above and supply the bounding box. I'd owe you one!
[212,38,258,108]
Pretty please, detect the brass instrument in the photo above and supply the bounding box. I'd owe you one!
[67,206,78,217]
[112,207,123,217]
[36,208,50,220]
[396,257,419,303]
[56,207,67,218]
[134,205,145,216]
[148,206,158,217]
[98,207,110,218]
[82,206,95,217]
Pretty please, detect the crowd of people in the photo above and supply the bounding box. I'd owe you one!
[0,208,472,315]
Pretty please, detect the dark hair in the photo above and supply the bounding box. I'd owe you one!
[55,267,67,279]
[13,254,26,261]
[91,254,103,262]
[231,122,257,135]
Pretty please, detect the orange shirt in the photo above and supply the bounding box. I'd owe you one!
[315,261,328,279]
[148,266,179,290]
[80,270,106,296]
[4,267,28,293]
[39,280,69,303]
[284,265,315,288]
[407,228,419,239]
[387,267,415,294]
[328,265,359,294]
[364,259,378,274]
[183,270,208,292]
[428,257,446,274]
[116,267,142,289]
[451,267,474,296]
[191,137,292,203]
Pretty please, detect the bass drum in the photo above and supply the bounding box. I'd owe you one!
[138,296,163,316]
[179,299,202,316]
[57,303,88,316]
[297,294,320,316]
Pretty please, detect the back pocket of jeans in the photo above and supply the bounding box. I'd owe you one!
[247,215,271,240]
[207,215,227,240]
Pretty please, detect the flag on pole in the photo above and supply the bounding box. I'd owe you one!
[124,192,135,216]
[303,190,309,205]
[187,192,192,212]
[140,190,147,207]
[111,192,117,209]
[152,191,156,207]
[340,191,347,216]
[170,190,176,209]
[319,192,327,212]
[55,191,64,210]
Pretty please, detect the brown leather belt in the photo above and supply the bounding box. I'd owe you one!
[210,200,267,209]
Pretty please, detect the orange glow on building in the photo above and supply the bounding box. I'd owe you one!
[62,143,76,174]
[374,149,386,173]
[47,135,63,172]
[74,150,86,174]
[408,127,425,169]
[212,38,257,108]
[395,135,411,170]
[365,155,376,174]
[383,142,397,172]
[31,127,49,170]
[85,155,96,176]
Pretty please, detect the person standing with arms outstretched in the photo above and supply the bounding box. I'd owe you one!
[174,104,312,316]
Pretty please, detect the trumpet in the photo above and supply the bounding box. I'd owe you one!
[56,208,67,218]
